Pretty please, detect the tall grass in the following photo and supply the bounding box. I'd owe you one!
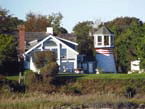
[0,92,132,109]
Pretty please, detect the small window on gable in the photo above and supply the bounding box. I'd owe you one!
[97,36,102,45]
[43,39,57,47]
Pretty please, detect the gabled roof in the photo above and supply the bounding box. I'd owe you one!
[25,35,79,55]
[56,37,78,50]
[25,32,77,42]
[25,32,48,42]
[95,26,114,34]
[24,32,77,50]
[58,34,77,42]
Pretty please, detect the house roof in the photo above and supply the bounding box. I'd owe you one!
[58,34,77,42]
[25,32,77,42]
[94,26,114,34]
[25,35,79,55]
[25,32,48,42]
[24,32,77,50]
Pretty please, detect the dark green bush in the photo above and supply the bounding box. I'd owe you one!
[124,86,136,98]
[24,70,36,86]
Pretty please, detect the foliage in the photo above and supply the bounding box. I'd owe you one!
[59,27,68,34]
[24,70,36,86]
[34,51,56,69]
[0,74,5,81]
[33,51,58,83]
[73,21,95,58]
[40,62,59,82]
[48,12,63,35]
[73,21,93,43]
[0,6,24,34]
[105,17,145,72]
[0,34,18,75]
[25,12,66,35]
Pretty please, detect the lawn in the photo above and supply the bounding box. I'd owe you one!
[6,73,145,81]
[57,73,145,80]
[6,76,19,81]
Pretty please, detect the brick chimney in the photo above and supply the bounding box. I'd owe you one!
[19,25,25,55]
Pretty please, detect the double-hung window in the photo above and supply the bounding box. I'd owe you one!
[97,36,102,46]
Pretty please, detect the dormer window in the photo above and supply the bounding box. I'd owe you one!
[98,36,102,45]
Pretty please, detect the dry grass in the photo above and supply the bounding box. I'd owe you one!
[0,92,129,107]
[0,92,145,108]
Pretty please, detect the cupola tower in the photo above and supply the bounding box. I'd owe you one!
[94,26,116,73]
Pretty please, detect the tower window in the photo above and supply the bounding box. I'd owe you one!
[111,36,114,46]
[104,36,109,46]
[97,36,102,45]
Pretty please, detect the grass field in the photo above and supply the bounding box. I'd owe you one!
[2,73,145,108]
[6,73,145,81]
[6,76,19,81]
[57,73,145,80]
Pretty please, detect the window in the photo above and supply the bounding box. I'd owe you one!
[97,36,102,45]
[43,39,57,47]
[104,36,109,46]
[52,48,57,56]
[61,49,67,58]
[111,36,114,46]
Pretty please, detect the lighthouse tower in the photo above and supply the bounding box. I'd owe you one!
[94,26,116,73]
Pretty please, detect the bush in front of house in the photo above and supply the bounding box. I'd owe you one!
[40,62,59,83]
[34,51,57,69]
[24,70,36,86]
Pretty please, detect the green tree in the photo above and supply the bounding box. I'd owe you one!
[73,21,93,43]
[0,34,18,75]
[0,6,24,34]
[73,21,95,58]
[105,17,144,72]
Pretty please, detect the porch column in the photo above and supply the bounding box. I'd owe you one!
[57,43,61,65]
[102,35,104,46]
[109,35,111,47]
[74,55,77,69]
[40,43,43,51]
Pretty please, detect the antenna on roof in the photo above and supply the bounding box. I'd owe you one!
[93,18,102,29]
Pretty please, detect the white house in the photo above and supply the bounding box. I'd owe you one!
[20,27,79,73]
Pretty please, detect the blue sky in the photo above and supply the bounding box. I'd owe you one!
[1,0,145,33]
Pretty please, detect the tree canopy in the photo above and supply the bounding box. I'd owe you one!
[105,17,145,72]
[0,6,24,34]
[0,34,18,75]
[73,21,96,61]
[25,12,67,35]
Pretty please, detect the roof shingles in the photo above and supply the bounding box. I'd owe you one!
[95,26,114,34]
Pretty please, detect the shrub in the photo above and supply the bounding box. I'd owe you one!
[34,51,56,69]
[40,62,59,83]
[24,70,36,86]
[0,74,5,81]
[131,71,139,74]
[124,86,136,98]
